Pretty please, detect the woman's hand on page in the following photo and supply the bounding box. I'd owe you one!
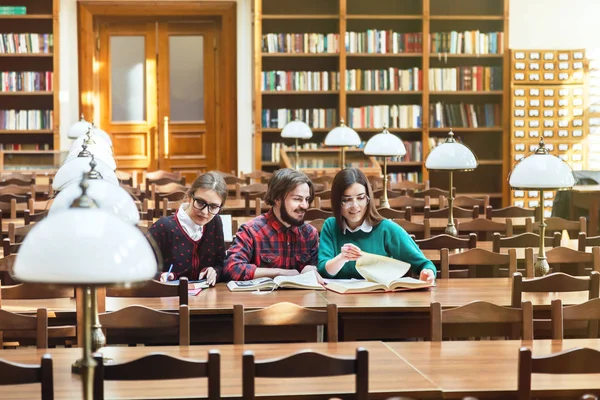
[159,272,175,282]
[340,243,362,261]
[301,265,324,284]
[199,267,217,286]
[419,269,436,284]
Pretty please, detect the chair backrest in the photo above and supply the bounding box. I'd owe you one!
[304,208,333,220]
[106,278,189,306]
[412,187,450,199]
[579,232,600,252]
[430,300,533,341]
[486,205,535,219]
[99,305,190,346]
[551,298,600,340]
[93,350,220,400]
[517,346,600,400]
[0,354,53,400]
[416,233,477,250]
[543,246,600,277]
[144,170,185,187]
[377,206,411,221]
[440,247,523,279]
[442,195,489,210]
[233,302,338,344]
[392,218,431,239]
[308,218,326,233]
[2,238,21,257]
[387,195,428,209]
[511,271,600,308]
[389,179,428,192]
[457,217,513,241]
[242,348,368,400]
[243,170,272,184]
[492,231,561,253]
[424,205,479,219]
[0,283,74,300]
[0,308,48,349]
[534,216,586,237]
[24,209,49,225]
[115,170,134,187]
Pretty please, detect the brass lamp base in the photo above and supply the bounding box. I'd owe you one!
[444,223,458,236]
[380,199,390,208]
[534,256,550,277]
[72,357,114,374]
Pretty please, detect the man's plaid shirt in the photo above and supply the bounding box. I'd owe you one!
[224,209,319,281]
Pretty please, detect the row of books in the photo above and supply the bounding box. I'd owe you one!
[0,33,54,54]
[346,68,421,92]
[0,110,54,130]
[345,31,422,54]
[0,143,51,150]
[261,109,337,129]
[430,31,504,55]
[388,172,422,183]
[0,71,53,92]
[0,6,26,15]
[261,71,339,92]
[261,33,339,54]
[347,105,422,129]
[376,141,422,162]
[429,102,500,128]
[428,66,502,92]
[262,142,282,163]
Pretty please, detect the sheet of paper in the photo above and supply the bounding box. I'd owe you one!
[355,252,411,288]
[220,214,233,242]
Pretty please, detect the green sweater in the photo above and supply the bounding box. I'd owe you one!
[317,217,436,279]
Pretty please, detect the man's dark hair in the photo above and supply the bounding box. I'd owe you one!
[264,168,314,206]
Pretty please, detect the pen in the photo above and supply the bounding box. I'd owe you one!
[166,264,173,280]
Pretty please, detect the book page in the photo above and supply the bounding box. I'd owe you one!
[389,277,433,290]
[355,252,411,288]
[166,279,209,289]
[226,277,275,291]
[325,280,386,294]
[273,270,324,290]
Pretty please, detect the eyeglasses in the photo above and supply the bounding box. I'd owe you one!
[340,195,370,209]
[192,198,222,215]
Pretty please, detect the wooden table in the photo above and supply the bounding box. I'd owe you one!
[571,185,600,236]
[386,339,600,399]
[0,341,440,399]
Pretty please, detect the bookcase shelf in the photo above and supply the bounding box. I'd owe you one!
[0,130,54,134]
[0,14,52,19]
[0,92,53,96]
[262,91,340,95]
[254,0,509,205]
[0,53,53,57]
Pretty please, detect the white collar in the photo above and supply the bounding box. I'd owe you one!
[343,219,373,234]
[177,203,203,240]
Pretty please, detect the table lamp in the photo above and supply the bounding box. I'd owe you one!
[363,127,406,208]
[425,129,478,236]
[324,119,361,169]
[71,128,113,154]
[53,156,119,191]
[12,176,157,400]
[280,119,313,170]
[508,137,575,276]
[67,115,92,139]
[66,141,117,171]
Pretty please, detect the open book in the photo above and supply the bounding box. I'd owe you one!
[227,270,324,292]
[166,279,209,290]
[325,252,434,294]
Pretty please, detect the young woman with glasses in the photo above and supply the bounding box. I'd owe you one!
[317,168,436,283]
[148,171,228,286]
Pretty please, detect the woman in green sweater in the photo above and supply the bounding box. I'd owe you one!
[317,168,436,283]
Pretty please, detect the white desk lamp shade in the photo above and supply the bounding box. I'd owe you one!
[67,117,92,139]
[509,153,575,189]
[91,125,113,146]
[425,137,478,170]
[324,123,361,146]
[280,120,313,139]
[50,179,140,224]
[53,158,119,191]
[65,148,117,170]
[12,208,157,285]
[71,133,113,154]
[364,130,406,156]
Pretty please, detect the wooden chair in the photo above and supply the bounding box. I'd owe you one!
[457,217,513,241]
[387,195,428,210]
[154,190,186,218]
[24,209,49,225]
[412,187,450,199]
[440,248,522,279]
[93,350,220,400]
[99,305,190,346]
[106,278,189,306]
[308,218,326,233]
[392,218,431,239]
[517,346,600,400]
[0,193,30,219]
[486,205,536,219]
[389,179,428,192]
[543,246,600,276]
[0,354,53,400]
[441,195,489,210]
[430,300,534,341]
[115,170,135,187]
[424,205,479,219]
[578,232,600,252]
[416,233,477,250]
[492,232,561,253]
[511,271,600,308]
[533,216,586,238]
[243,170,272,184]
[0,172,35,186]
[233,303,338,344]
[241,184,268,216]
[551,298,600,339]
[242,347,368,400]
[304,208,333,221]
[377,206,411,221]
[144,170,185,189]
[0,308,48,349]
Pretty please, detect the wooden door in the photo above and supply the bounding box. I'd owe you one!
[98,21,217,178]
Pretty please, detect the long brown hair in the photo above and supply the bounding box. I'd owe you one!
[330,168,383,232]
[187,171,228,205]
[264,168,314,206]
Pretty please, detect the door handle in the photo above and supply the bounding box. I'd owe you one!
[163,116,169,158]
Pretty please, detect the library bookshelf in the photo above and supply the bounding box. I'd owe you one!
[253,0,509,206]
[0,0,59,171]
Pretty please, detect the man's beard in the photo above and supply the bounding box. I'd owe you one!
[280,204,306,227]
